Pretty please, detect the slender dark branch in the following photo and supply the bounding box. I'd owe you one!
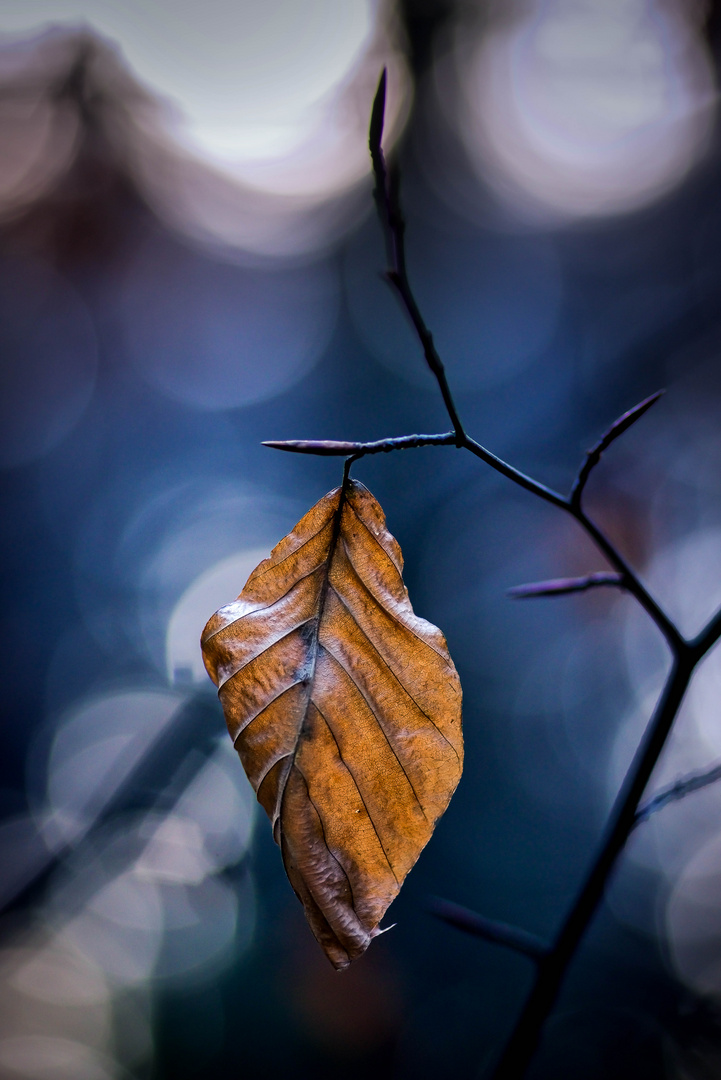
[266,427,569,506]
[366,75,686,662]
[363,72,700,1080]
[570,391,664,509]
[366,70,678,656]
[508,572,624,599]
[369,71,466,442]
[429,897,548,962]
[388,162,407,279]
[634,760,721,826]
[368,68,387,168]
[263,432,456,456]
[431,747,721,956]
[369,69,395,271]
[460,435,568,509]
[471,441,678,643]
[573,508,683,652]
[491,657,696,1079]
[385,270,466,440]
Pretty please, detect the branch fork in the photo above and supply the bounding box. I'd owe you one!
[264,69,721,1079]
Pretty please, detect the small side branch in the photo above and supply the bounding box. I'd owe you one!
[634,761,721,827]
[429,897,548,962]
[263,432,456,457]
[362,72,700,1080]
[570,391,664,509]
[573,509,683,652]
[508,572,625,599]
[490,658,697,1079]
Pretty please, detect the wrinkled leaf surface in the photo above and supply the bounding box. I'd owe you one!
[201,480,463,968]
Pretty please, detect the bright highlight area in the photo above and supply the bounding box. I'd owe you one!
[0,0,409,253]
[443,0,716,220]
[167,549,270,685]
[0,0,371,170]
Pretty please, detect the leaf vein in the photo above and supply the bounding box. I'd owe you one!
[329,588,461,767]
[256,753,293,818]
[249,516,335,582]
[313,703,400,885]
[345,500,404,580]
[232,679,303,745]
[294,765,359,913]
[222,617,315,687]
[339,536,450,663]
[202,564,324,645]
[317,644,429,822]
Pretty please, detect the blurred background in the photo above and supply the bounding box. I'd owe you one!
[2,1,721,1077]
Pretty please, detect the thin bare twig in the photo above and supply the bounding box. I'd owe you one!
[263,432,456,456]
[690,603,721,657]
[369,70,466,442]
[429,897,548,962]
[634,761,721,826]
[267,69,721,1080]
[366,74,683,655]
[570,391,665,509]
[507,572,624,599]
[362,70,720,1080]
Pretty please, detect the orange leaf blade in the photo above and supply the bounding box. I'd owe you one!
[201,481,463,968]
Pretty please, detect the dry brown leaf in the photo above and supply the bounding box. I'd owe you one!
[201,479,463,969]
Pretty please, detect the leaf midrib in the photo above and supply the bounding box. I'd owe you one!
[276,483,350,839]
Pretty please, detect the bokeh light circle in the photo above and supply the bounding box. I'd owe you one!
[1,0,376,192]
[64,870,165,986]
[118,234,339,409]
[667,831,721,998]
[123,481,300,677]
[438,0,716,222]
[607,527,721,889]
[0,1036,116,1080]
[167,549,268,685]
[0,933,117,1080]
[68,464,303,668]
[0,60,80,220]
[0,2,412,255]
[42,688,185,848]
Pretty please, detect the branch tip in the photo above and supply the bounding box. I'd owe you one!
[572,389,665,504]
[262,439,362,457]
[599,389,665,448]
[369,68,387,156]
